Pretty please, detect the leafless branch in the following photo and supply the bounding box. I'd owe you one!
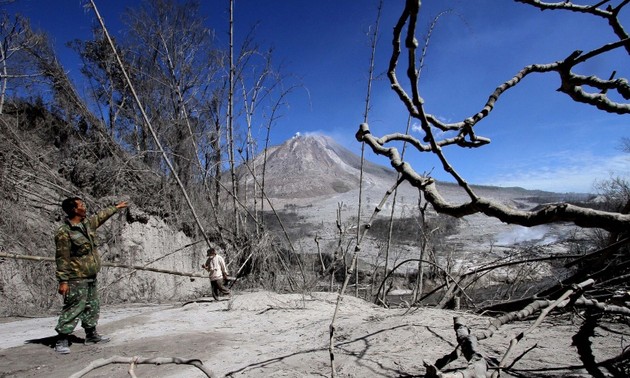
[356,0,630,232]
[69,356,214,378]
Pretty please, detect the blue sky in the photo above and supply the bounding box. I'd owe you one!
[7,0,629,193]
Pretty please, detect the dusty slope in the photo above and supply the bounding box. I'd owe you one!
[244,134,589,266]
[242,134,394,199]
[0,291,623,377]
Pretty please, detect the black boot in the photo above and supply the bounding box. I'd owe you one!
[84,327,110,345]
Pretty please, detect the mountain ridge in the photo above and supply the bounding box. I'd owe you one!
[241,134,396,199]
[240,133,591,202]
[238,133,592,260]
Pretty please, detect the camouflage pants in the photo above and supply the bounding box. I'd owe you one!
[55,279,100,335]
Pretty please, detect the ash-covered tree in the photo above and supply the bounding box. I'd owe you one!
[72,0,226,225]
[121,0,222,188]
[0,12,44,114]
[358,1,629,232]
[69,34,132,140]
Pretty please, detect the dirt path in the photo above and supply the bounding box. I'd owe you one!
[0,291,624,377]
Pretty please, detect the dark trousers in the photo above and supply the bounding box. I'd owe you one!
[210,279,230,300]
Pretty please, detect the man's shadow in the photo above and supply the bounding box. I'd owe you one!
[25,334,85,349]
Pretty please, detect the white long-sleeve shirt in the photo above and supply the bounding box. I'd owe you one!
[204,255,228,281]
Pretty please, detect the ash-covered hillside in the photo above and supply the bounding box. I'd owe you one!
[0,104,595,317]
[241,133,590,203]
[238,134,593,266]
[240,134,395,198]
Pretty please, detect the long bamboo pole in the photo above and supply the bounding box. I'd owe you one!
[0,252,208,279]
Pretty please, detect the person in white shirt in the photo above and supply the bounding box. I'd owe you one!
[201,248,231,300]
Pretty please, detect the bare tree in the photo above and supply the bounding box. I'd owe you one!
[0,12,43,114]
[69,32,131,139]
[74,0,230,231]
[121,0,220,187]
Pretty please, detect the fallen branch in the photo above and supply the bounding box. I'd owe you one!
[491,279,594,378]
[424,317,488,378]
[476,279,596,342]
[68,356,214,378]
[573,297,630,316]
[0,252,208,278]
[426,280,603,378]
[475,299,554,341]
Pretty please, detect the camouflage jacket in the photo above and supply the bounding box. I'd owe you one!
[55,205,119,282]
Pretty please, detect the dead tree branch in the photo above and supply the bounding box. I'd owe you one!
[491,279,595,377]
[355,0,630,232]
[425,279,628,378]
[357,124,630,232]
[68,356,214,378]
[0,252,209,279]
[424,317,488,378]
[515,0,630,55]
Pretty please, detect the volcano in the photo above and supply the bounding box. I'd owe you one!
[240,134,395,199]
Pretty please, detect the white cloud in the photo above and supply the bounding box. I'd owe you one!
[480,153,630,193]
[411,121,455,140]
[411,122,422,133]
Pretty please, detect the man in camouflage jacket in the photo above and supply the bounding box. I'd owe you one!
[54,197,128,354]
